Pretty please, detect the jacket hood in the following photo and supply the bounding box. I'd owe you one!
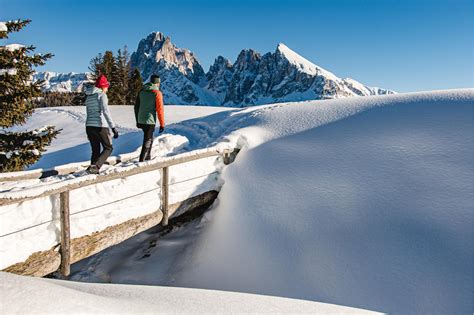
[142,82,160,91]
[85,86,103,96]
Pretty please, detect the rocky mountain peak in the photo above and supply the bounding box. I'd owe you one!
[207,56,233,77]
[130,31,205,83]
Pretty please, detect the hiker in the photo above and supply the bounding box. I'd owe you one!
[134,74,165,162]
[84,74,119,174]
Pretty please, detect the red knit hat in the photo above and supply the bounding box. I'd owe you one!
[95,74,110,89]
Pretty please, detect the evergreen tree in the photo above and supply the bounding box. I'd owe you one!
[88,52,103,80]
[127,68,143,105]
[0,19,60,172]
[88,47,140,105]
[101,51,114,82]
[110,46,130,105]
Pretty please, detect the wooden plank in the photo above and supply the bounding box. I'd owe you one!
[0,146,233,206]
[2,191,218,277]
[0,158,124,182]
[161,167,169,226]
[59,191,71,276]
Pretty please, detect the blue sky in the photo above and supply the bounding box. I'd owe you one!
[1,0,473,92]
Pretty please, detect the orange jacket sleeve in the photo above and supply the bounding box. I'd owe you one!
[154,90,165,128]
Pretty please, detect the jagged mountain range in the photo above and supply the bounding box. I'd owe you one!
[33,72,90,93]
[36,32,394,106]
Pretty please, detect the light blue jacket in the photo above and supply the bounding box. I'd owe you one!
[85,87,115,128]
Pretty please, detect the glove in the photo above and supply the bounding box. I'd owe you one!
[112,128,119,139]
[159,126,165,133]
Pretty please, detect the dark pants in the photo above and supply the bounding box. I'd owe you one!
[138,124,155,162]
[86,126,113,168]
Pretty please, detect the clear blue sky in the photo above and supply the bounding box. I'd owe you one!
[1,0,473,92]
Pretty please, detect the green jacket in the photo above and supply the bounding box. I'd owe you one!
[134,83,165,127]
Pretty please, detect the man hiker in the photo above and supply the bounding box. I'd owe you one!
[134,74,165,162]
[84,74,119,174]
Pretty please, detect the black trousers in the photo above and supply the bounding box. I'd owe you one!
[138,124,155,162]
[86,126,113,168]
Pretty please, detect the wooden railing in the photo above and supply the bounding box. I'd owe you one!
[0,145,237,276]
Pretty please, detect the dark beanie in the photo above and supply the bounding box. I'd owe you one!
[150,74,160,84]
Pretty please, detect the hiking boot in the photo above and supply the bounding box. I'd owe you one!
[86,165,100,174]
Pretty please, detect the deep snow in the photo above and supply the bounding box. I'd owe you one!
[174,90,474,314]
[1,89,473,314]
[69,89,472,314]
[0,272,375,314]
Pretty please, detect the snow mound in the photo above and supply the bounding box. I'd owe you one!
[0,272,376,314]
[168,89,473,314]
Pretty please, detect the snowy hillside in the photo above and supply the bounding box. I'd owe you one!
[1,89,472,314]
[171,89,473,314]
[36,31,393,106]
[65,89,470,314]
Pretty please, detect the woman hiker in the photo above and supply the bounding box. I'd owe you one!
[134,74,165,162]
[85,74,119,174]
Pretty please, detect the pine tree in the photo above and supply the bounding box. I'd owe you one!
[88,52,103,80]
[101,51,114,82]
[110,47,130,105]
[127,68,143,105]
[0,19,60,172]
[89,47,141,105]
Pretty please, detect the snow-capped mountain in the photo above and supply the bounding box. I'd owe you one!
[33,72,91,93]
[208,43,394,105]
[36,32,394,105]
[130,33,393,106]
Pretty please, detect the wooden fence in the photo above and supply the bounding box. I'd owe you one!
[0,146,238,277]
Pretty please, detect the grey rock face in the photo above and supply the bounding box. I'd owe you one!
[130,32,218,105]
[206,56,233,103]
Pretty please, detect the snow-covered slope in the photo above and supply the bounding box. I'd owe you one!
[0,272,375,314]
[33,71,90,93]
[171,89,473,314]
[57,89,472,314]
[2,89,471,313]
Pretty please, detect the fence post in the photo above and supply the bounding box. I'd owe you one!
[59,191,71,276]
[223,152,231,165]
[161,167,169,226]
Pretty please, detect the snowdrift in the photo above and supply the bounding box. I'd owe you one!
[166,89,472,314]
[0,272,376,313]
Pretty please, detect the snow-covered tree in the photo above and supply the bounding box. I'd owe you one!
[0,19,60,172]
